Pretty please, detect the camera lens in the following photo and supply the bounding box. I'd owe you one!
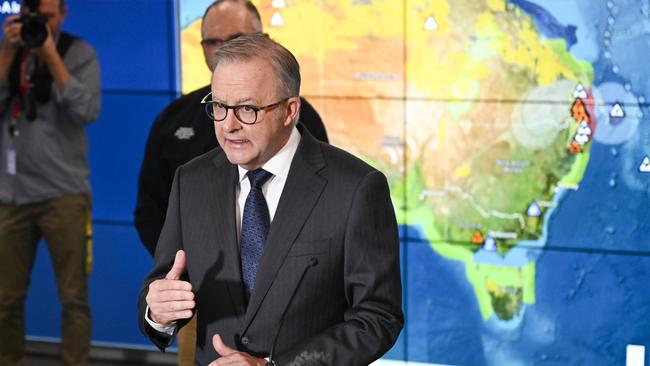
[20,14,48,48]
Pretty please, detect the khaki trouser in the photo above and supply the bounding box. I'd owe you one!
[0,195,92,366]
[178,315,197,366]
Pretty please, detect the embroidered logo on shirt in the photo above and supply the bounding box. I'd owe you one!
[174,127,195,140]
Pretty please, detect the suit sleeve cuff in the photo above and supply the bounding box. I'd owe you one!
[145,305,177,336]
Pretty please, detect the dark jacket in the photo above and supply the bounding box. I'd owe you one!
[139,126,403,365]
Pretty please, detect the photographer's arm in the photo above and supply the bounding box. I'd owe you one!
[0,16,21,116]
[43,36,100,126]
[0,45,16,83]
[0,15,20,117]
[0,47,14,116]
[0,15,20,82]
[37,36,68,91]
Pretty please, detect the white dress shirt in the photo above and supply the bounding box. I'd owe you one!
[235,126,301,239]
[146,127,302,335]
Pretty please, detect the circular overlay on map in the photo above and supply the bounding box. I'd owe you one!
[510,80,574,150]
[591,82,640,145]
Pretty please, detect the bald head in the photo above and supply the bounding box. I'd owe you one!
[201,0,263,72]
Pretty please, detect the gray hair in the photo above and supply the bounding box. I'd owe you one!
[212,33,301,98]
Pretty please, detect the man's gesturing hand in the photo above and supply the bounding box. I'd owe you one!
[209,334,268,366]
[146,250,195,326]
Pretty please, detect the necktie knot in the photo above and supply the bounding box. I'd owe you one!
[247,169,273,189]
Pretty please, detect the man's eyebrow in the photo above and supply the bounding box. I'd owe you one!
[233,97,254,104]
[211,96,254,105]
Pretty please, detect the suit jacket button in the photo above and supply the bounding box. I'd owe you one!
[241,336,250,345]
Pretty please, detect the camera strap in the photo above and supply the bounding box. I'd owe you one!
[8,31,78,122]
[7,49,34,127]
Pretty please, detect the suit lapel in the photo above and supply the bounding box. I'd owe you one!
[208,153,247,323]
[242,128,327,330]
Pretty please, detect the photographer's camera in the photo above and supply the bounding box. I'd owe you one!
[18,0,48,48]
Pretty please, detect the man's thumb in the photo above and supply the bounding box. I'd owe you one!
[165,250,186,280]
[212,334,235,356]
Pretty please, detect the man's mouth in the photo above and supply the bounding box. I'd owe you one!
[226,138,249,146]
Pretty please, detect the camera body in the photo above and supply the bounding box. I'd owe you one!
[19,0,48,48]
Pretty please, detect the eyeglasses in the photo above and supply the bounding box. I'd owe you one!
[200,38,226,48]
[201,92,290,125]
[200,32,247,48]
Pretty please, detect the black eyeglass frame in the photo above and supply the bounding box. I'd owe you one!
[200,38,226,48]
[200,32,266,48]
[201,92,291,125]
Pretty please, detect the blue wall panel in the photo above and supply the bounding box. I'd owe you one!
[63,0,178,92]
[87,224,153,346]
[87,92,173,223]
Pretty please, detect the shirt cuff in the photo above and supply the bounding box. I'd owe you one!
[145,305,177,336]
[52,74,81,103]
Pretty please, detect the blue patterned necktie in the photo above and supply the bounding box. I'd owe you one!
[240,168,273,302]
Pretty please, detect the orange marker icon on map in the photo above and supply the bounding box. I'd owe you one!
[471,230,484,245]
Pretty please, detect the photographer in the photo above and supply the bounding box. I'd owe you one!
[0,0,100,365]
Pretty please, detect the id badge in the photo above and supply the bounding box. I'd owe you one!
[6,149,16,175]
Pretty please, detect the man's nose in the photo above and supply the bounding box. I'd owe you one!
[221,110,241,132]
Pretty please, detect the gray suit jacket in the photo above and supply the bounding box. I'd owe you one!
[138,126,403,365]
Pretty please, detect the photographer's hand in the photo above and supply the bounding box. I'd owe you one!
[0,15,22,80]
[2,15,22,49]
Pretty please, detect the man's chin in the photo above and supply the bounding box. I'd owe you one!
[224,151,255,169]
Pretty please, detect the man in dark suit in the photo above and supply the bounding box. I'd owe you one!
[136,4,328,362]
[139,33,403,365]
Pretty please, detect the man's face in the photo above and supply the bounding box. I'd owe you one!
[211,57,299,170]
[201,2,261,72]
[37,0,67,35]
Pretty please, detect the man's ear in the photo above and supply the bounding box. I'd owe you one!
[59,5,69,22]
[284,97,301,126]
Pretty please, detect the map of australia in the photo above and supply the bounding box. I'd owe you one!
[180,0,650,365]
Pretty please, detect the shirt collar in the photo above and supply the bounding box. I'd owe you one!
[237,126,301,183]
